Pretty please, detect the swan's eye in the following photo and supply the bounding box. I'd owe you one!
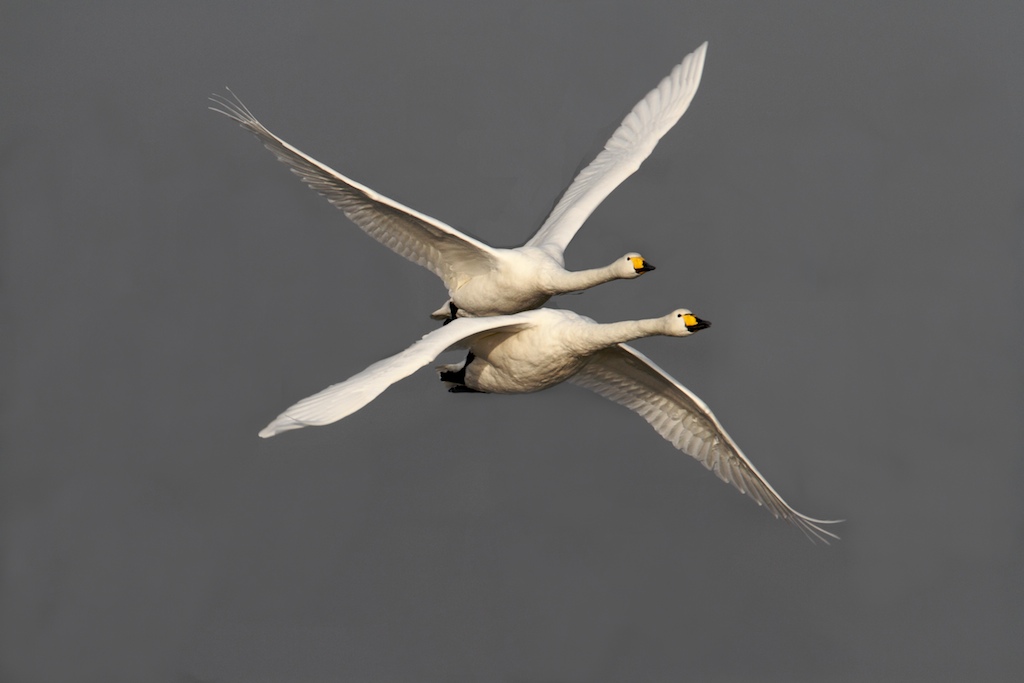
[677,313,682,318]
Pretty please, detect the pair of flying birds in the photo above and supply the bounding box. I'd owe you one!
[212,42,838,541]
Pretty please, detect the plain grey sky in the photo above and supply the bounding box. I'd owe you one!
[3,2,1022,681]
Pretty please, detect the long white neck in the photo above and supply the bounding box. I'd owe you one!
[547,263,623,295]
[573,317,668,355]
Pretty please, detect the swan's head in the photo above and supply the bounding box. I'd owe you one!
[618,252,655,278]
[665,308,711,336]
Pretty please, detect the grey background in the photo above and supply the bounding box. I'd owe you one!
[2,2,1022,681]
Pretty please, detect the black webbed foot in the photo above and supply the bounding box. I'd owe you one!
[441,301,459,326]
[448,385,484,393]
[439,352,476,388]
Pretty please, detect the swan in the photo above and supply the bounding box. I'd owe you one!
[257,307,838,542]
[210,42,708,320]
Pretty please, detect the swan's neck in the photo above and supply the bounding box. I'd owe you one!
[575,318,665,355]
[546,263,621,295]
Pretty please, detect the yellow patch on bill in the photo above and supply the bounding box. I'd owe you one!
[630,256,645,270]
[683,314,698,327]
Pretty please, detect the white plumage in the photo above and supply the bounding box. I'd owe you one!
[258,308,838,543]
[211,42,707,319]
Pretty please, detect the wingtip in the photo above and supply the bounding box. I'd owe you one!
[683,41,708,62]
[796,515,843,545]
[258,413,308,438]
[691,41,708,70]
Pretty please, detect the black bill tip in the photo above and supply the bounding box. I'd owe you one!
[686,316,711,332]
[636,261,656,274]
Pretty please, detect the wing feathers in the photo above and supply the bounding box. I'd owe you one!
[526,42,708,254]
[210,92,497,288]
[571,344,839,542]
[258,314,533,438]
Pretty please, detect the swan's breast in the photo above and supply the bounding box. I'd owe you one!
[465,315,589,393]
[449,248,563,316]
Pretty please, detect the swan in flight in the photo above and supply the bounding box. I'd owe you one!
[211,42,708,320]
[257,307,838,542]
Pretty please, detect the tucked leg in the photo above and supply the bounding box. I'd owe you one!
[439,351,478,390]
[441,301,459,326]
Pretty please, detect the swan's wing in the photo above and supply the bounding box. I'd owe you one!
[259,314,533,438]
[570,343,839,542]
[211,92,499,289]
[525,42,708,254]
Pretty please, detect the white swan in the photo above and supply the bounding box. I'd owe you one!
[211,42,708,320]
[257,307,838,542]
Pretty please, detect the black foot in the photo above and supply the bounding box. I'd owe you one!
[439,352,475,387]
[448,385,484,393]
[441,301,459,326]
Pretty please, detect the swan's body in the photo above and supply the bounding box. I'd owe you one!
[257,308,838,542]
[211,42,707,319]
[427,247,652,319]
[436,308,703,394]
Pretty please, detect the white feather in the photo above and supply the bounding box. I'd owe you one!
[211,43,707,318]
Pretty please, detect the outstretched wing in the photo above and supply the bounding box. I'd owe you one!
[259,314,534,438]
[211,92,498,290]
[525,42,708,255]
[570,343,839,542]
